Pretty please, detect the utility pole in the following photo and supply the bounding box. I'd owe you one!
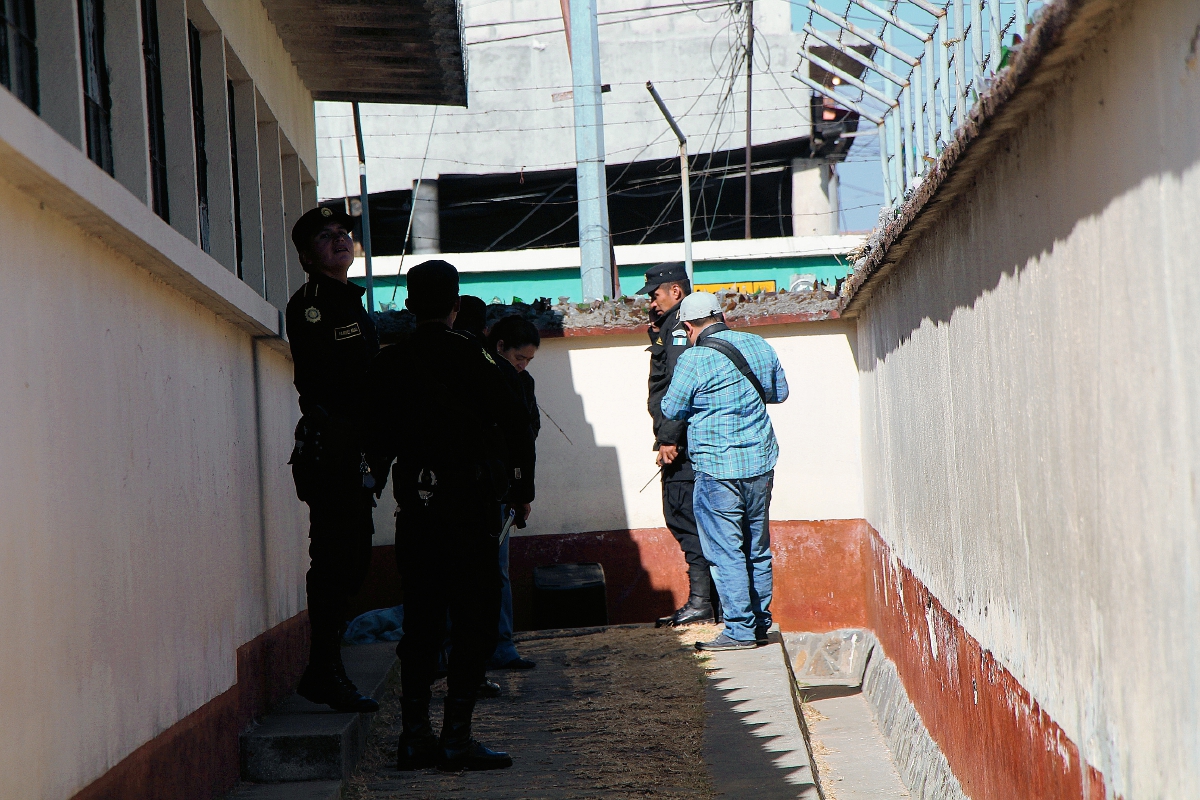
[568,0,613,300]
[743,0,754,240]
[351,102,375,312]
[646,82,693,285]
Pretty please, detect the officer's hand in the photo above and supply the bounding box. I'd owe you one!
[516,503,532,529]
[659,444,678,465]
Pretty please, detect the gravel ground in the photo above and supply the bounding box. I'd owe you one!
[344,624,716,800]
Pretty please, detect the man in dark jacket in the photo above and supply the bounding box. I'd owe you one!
[639,262,718,627]
[370,261,535,772]
[285,206,382,713]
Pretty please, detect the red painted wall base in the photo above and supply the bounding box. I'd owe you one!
[70,612,309,800]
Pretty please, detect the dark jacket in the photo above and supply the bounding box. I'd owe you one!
[370,322,536,509]
[285,273,380,500]
[286,273,379,430]
[646,303,694,482]
[519,370,541,441]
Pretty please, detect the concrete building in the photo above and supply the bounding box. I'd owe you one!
[315,0,852,245]
[0,1,463,798]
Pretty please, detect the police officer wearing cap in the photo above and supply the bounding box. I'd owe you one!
[285,206,381,713]
[638,262,720,628]
[369,260,535,772]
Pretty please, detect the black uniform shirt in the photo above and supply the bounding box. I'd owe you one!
[370,323,536,505]
[646,303,694,482]
[286,273,380,431]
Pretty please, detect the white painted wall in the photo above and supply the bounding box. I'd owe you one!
[856,0,1200,795]
[374,319,864,543]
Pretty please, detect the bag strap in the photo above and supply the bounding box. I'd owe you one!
[697,336,768,405]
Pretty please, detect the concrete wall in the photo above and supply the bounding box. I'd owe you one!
[0,180,306,800]
[373,318,864,543]
[855,0,1200,795]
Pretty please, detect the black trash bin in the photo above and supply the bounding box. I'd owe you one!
[532,562,608,630]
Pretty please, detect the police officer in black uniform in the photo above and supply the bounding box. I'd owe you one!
[639,262,719,627]
[369,260,535,772]
[285,206,381,713]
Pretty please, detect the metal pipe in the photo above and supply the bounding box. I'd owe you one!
[925,38,938,147]
[803,23,908,87]
[805,51,897,106]
[971,0,984,86]
[953,0,966,109]
[901,86,914,182]
[806,2,918,66]
[989,0,1001,72]
[570,0,613,300]
[939,12,952,138]
[890,108,904,195]
[912,62,926,167]
[908,0,945,17]
[646,81,693,283]
[850,0,929,42]
[878,121,893,206]
[744,0,753,240]
[793,74,884,124]
[1016,0,1027,36]
[351,102,374,313]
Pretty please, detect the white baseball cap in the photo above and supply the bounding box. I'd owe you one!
[677,291,723,322]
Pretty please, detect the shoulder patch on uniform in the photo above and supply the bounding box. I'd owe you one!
[655,336,663,345]
[304,306,321,323]
[334,322,361,340]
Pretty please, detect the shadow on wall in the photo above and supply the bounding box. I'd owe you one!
[348,333,681,627]
[860,13,1200,365]
[510,334,678,628]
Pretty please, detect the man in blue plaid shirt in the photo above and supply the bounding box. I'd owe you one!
[660,292,789,650]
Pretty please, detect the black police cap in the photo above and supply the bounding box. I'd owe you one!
[636,261,689,295]
[291,205,355,253]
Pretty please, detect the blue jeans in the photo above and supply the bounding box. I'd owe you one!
[693,471,774,642]
[489,535,520,666]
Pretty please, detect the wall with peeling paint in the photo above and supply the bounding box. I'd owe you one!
[856,0,1200,796]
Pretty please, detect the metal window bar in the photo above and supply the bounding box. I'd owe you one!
[0,0,37,112]
[78,0,113,174]
[187,21,209,253]
[142,0,168,221]
[971,0,983,85]
[227,80,243,277]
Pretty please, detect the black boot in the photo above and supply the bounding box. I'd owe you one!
[478,678,502,698]
[298,631,380,713]
[666,595,715,627]
[397,697,439,770]
[438,697,513,771]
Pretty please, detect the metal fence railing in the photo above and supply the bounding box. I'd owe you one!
[794,0,1043,208]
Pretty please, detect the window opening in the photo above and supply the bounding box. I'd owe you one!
[187,21,209,252]
[0,0,38,112]
[78,0,112,173]
[141,0,168,221]
[227,79,243,277]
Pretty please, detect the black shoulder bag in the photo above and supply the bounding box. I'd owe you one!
[697,336,768,404]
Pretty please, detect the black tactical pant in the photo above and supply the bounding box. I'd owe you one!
[395,479,502,705]
[306,492,376,662]
[663,478,718,608]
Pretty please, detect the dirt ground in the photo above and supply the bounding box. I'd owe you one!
[344,624,719,800]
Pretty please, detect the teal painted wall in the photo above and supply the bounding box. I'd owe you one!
[362,254,850,310]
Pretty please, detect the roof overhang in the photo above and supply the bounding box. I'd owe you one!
[261,0,468,106]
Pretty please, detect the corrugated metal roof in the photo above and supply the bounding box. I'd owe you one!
[262,0,467,106]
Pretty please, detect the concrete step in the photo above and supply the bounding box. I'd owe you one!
[238,641,396,784]
[223,780,343,799]
[778,630,911,799]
